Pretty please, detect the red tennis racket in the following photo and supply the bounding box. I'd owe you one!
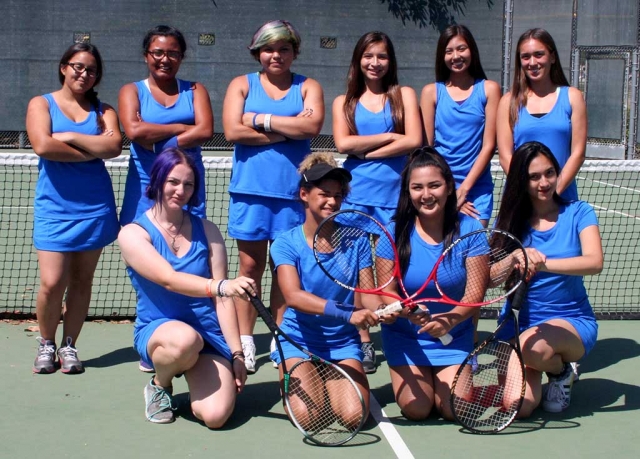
[313,210,528,344]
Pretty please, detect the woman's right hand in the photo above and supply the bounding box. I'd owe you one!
[221,276,257,299]
[349,308,380,329]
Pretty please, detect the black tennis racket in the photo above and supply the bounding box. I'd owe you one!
[450,281,528,433]
[247,295,367,446]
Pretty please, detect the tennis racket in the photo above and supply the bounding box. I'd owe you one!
[313,210,528,345]
[450,281,528,433]
[247,294,367,446]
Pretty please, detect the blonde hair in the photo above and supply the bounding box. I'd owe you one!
[298,152,337,174]
[248,20,301,58]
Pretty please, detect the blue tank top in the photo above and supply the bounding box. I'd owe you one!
[229,72,310,200]
[434,80,492,192]
[128,213,230,359]
[513,86,578,200]
[34,94,117,220]
[343,101,407,208]
[120,79,206,225]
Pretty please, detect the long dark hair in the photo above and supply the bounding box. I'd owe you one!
[509,28,569,128]
[146,148,200,211]
[392,146,459,275]
[495,141,564,242]
[435,24,487,82]
[343,31,405,135]
[59,43,105,132]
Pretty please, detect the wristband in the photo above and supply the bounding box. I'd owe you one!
[217,279,228,298]
[252,113,259,129]
[323,299,354,323]
[205,279,214,297]
[263,114,272,132]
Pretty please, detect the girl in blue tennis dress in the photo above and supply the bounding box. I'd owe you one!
[332,31,423,372]
[494,141,602,415]
[222,20,325,373]
[26,43,120,375]
[270,152,384,421]
[380,147,483,421]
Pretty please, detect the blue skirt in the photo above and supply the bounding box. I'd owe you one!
[33,211,119,251]
[228,193,304,241]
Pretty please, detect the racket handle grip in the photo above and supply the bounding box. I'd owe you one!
[439,333,453,345]
[375,301,403,317]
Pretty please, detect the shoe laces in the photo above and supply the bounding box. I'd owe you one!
[545,380,567,404]
[362,342,374,359]
[147,384,175,419]
[35,337,56,361]
[58,337,79,360]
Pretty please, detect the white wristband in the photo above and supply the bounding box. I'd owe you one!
[264,114,272,132]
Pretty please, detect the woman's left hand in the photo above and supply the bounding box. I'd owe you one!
[232,358,247,393]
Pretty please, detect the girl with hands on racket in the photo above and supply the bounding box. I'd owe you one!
[494,141,603,415]
[118,149,257,427]
[270,152,386,421]
[380,147,485,421]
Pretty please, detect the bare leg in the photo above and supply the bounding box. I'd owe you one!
[62,248,102,345]
[235,240,268,336]
[389,364,435,421]
[35,250,70,342]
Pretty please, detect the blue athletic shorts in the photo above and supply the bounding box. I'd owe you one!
[465,187,494,221]
[228,193,304,241]
[269,337,362,365]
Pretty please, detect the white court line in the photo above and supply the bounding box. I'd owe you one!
[369,395,415,459]
[593,204,640,222]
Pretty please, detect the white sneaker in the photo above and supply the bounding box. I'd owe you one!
[242,341,256,374]
[270,338,278,368]
[542,364,574,413]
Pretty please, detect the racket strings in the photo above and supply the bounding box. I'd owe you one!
[437,234,526,305]
[452,341,524,432]
[315,218,397,291]
[286,360,364,445]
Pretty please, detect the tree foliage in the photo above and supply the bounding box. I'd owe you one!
[380,0,494,31]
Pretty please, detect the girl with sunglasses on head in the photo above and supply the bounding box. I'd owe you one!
[26,43,121,375]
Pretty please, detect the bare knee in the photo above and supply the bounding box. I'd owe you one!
[399,398,432,421]
[192,401,234,429]
[154,331,203,365]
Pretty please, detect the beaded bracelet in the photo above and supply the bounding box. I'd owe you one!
[216,279,228,298]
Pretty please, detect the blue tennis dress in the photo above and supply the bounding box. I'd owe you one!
[120,79,206,226]
[129,213,230,365]
[33,93,118,251]
[381,215,483,367]
[269,225,369,363]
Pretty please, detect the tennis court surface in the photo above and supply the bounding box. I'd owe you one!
[1,319,638,459]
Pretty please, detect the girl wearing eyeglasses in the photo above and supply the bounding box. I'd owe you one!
[119,25,214,227]
[26,43,121,375]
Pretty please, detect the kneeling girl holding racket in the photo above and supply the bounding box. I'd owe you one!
[268,152,389,443]
[493,141,603,415]
[380,147,485,421]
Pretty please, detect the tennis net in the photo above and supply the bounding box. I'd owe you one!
[1,153,639,319]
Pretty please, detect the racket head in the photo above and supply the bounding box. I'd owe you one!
[313,209,399,294]
[450,335,526,433]
[434,228,528,307]
[284,358,366,446]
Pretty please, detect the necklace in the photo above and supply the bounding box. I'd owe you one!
[152,210,185,253]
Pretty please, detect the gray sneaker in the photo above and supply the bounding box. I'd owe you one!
[361,341,377,374]
[144,377,175,423]
[33,337,57,374]
[57,337,84,374]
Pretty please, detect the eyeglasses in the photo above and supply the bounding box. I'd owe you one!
[147,49,183,61]
[65,62,98,77]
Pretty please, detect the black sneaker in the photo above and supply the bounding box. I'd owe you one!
[361,341,377,374]
[33,337,57,374]
[57,337,84,374]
